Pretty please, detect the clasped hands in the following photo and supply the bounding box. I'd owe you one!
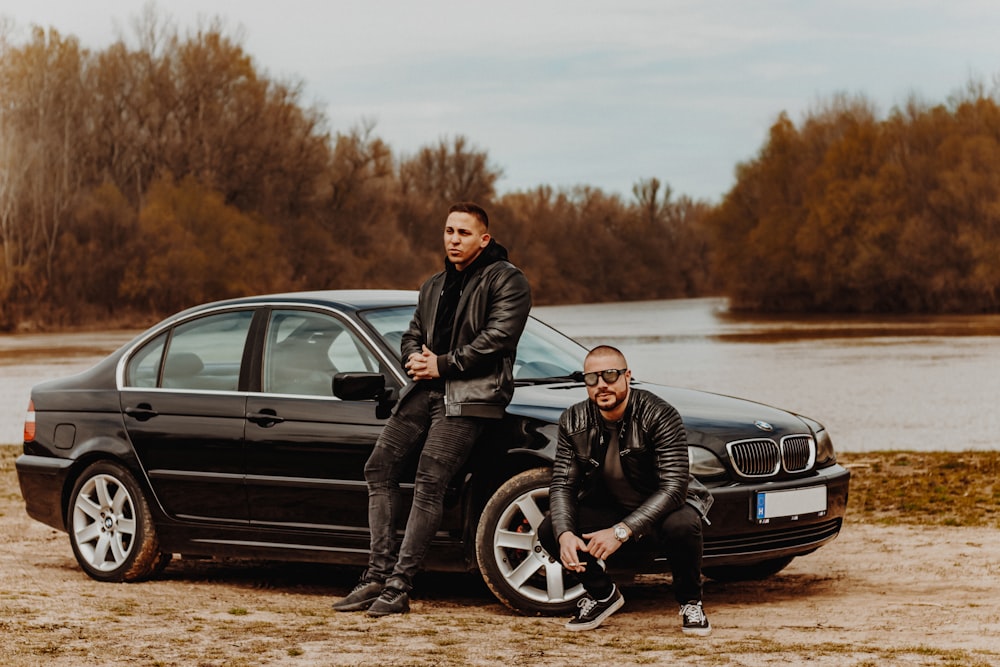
[558,527,623,573]
[405,345,441,381]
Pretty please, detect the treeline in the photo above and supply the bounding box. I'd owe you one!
[709,91,1000,313]
[0,16,711,331]
[3,15,1000,331]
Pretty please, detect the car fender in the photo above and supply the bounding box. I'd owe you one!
[59,435,159,525]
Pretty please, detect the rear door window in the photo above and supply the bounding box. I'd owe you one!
[126,310,254,391]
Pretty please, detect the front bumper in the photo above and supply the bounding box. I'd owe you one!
[701,463,851,565]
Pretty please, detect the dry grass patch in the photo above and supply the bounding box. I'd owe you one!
[840,450,1000,527]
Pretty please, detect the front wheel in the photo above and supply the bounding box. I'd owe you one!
[475,468,584,615]
[67,460,166,582]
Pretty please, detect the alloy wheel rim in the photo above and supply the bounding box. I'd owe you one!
[72,474,137,571]
[491,486,584,605]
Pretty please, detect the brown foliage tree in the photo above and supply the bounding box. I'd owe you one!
[121,175,289,315]
[495,180,714,305]
[0,28,91,312]
[708,90,1000,312]
[0,9,714,329]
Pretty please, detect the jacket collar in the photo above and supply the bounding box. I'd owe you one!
[589,386,635,447]
[442,238,509,275]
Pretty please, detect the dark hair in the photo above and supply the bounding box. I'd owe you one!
[449,202,489,229]
[586,345,627,365]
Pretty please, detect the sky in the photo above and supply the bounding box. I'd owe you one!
[2,1,999,202]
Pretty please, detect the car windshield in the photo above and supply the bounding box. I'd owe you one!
[360,306,587,381]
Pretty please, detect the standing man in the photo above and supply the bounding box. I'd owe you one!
[333,202,531,616]
[538,345,714,634]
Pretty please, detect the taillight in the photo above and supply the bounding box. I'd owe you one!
[23,399,36,442]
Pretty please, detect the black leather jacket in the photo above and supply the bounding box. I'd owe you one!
[400,241,531,418]
[549,387,714,540]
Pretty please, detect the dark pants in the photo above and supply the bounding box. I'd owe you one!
[538,497,704,604]
[363,387,484,592]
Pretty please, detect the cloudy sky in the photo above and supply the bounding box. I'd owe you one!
[3,1,999,202]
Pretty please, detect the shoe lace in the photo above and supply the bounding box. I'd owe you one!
[576,596,598,618]
[350,580,375,595]
[380,587,405,603]
[680,602,705,625]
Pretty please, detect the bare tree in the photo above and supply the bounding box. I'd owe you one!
[0,27,90,313]
[399,135,501,205]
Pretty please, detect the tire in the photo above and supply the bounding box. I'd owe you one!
[67,460,165,582]
[150,550,174,576]
[475,468,585,615]
[703,556,795,582]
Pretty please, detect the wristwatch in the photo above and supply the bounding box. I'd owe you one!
[613,523,630,543]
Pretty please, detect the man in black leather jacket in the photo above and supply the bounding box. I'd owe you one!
[539,345,714,634]
[333,202,531,616]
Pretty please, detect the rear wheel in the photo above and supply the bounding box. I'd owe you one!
[475,468,584,615]
[67,461,165,582]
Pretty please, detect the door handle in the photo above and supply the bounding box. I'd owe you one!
[124,404,158,421]
[246,410,285,427]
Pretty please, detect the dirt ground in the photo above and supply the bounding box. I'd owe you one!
[2,471,999,666]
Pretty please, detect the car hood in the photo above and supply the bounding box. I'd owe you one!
[506,381,816,449]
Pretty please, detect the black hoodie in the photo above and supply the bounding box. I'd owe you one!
[431,238,508,355]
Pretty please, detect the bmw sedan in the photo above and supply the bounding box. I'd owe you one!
[16,290,850,614]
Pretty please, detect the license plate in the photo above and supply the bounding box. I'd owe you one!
[755,486,827,522]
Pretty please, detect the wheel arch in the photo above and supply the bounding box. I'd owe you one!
[472,465,583,614]
[460,449,553,566]
[66,457,167,582]
[59,436,153,530]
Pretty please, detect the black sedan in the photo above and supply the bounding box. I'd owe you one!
[16,290,850,614]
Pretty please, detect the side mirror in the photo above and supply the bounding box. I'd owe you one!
[333,372,385,400]
[333,372,397,419]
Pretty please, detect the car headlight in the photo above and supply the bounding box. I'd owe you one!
[689,446,726,479]
[814,428,836,466]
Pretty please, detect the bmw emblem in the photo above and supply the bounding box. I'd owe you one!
[754,420,773,432]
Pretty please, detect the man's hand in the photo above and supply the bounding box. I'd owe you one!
[557,531,589,573]
[581,527,625,561]
[405,344,441,381]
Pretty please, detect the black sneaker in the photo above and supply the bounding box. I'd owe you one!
[565,585,624,631]
[332,580,383,612]
[679,601,711,636]
[366,586,410,617]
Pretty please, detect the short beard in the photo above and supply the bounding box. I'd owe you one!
[594,390,627,413]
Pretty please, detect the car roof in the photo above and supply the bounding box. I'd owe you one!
[185,289,419,315]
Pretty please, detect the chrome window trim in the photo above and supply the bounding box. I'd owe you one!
[120,386,249,397]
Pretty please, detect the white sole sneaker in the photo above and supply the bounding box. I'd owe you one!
[565,593,625,631]
[682,622,712,636]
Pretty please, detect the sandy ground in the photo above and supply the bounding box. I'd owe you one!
[2,475,999,667]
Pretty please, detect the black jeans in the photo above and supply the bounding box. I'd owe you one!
[363,386,484,592]
[538,497,704,604]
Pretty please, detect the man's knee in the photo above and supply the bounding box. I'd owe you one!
[365,418,422,483]
[659,505,703,542]
[364,444,396,484]
[413,454,453,491]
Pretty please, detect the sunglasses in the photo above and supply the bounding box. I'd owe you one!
[582,368,628,387]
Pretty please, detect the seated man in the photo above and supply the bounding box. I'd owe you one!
[538,345,714,635]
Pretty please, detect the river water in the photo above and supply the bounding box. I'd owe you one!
[1,298,997,452]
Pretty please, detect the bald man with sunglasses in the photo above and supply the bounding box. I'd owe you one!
[538,345,714,634]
